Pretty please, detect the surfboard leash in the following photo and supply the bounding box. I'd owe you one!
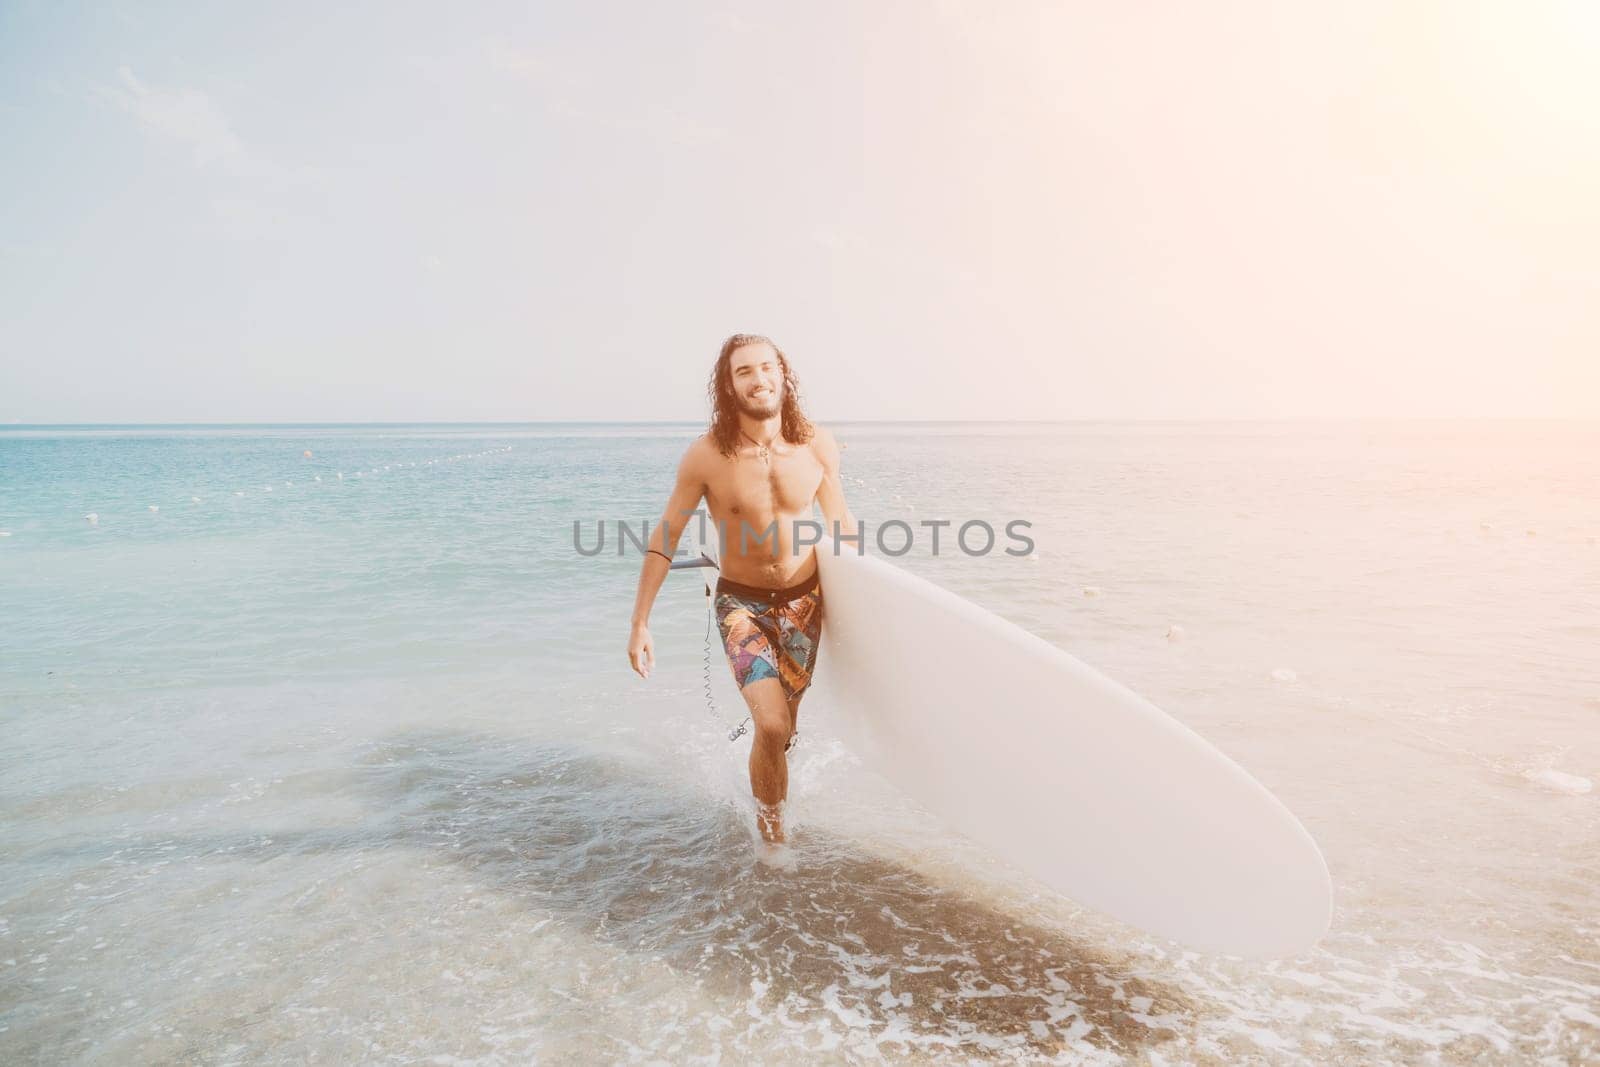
[699,587,798,753]
[703,592,750,743]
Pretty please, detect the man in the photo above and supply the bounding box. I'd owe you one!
[627,333,856,850]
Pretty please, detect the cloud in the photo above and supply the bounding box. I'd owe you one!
[96,66,243,166]
[210,196,286,241]
[93,66,313,185]
[90,66,324,243]
[483,39,726,147]
[482,40,570,86]
[812,224,981,289]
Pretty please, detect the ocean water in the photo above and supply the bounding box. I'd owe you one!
[2,420,1597,1065]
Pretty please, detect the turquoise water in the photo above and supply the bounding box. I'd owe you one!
[3,421,1598,1063]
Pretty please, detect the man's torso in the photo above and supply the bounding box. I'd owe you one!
[699,435,825,589]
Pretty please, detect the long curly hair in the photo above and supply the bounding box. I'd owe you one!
[707,333,814,457]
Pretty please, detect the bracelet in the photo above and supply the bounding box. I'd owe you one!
[647,548,674,564]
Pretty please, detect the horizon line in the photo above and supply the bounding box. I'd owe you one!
[4,415,1597,429]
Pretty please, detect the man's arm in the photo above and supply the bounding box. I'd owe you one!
[627,439,707,678]
[812,426,859,544]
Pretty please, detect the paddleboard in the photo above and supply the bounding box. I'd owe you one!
[691,535,1332,958]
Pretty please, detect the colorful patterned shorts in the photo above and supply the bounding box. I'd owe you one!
[714,568,824,701]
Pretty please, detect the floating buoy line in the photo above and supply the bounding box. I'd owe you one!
[1,445,515,536]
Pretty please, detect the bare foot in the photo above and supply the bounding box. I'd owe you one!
[755,839,797,870]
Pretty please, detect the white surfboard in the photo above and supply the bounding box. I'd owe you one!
[685,537,1332,957]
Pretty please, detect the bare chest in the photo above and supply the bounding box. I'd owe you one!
[705,445,824,521]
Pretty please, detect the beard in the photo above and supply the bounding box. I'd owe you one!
[736,390,781,420]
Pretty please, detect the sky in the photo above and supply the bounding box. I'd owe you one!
[1,0,1596,422]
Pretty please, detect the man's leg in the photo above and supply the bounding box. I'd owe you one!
[779,588,821,756]
[740,676,792,843]
[786,692,803,752]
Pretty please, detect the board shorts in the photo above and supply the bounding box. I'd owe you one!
[714,567,824,701]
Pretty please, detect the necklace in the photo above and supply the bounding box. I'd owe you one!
[740,427,778,461]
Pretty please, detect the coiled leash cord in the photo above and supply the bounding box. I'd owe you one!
[700,585,798,753]
[703,595,751,743]
[674,549,796,752]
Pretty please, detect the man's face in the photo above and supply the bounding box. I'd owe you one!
[729,343,783,419]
